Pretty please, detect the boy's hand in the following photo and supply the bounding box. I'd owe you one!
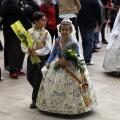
[28,49,37,56]
[31,50,37,56]
[28,49,33,55]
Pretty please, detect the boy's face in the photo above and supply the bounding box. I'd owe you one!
[35,16,46,29]
[60,25,71,39]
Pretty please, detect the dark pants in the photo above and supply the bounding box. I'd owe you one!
[4,35,25,74]
[4,40,10,70]
[27,56,45,103]
[79,26,94,63]
[59,17,79,41]
[94,32,100,45]
[101,22,107,40]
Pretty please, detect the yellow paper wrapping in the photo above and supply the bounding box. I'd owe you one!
[11,20,41,64]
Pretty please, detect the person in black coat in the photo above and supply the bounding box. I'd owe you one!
[18,0,42,23]
[2,0,33,79]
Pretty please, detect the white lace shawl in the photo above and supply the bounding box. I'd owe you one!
[57,22,77,42]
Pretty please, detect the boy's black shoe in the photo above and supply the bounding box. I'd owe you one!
[30,103,37,109]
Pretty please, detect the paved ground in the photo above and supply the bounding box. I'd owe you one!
[0,29,120,120]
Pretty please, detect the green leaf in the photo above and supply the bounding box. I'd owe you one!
[53,61,61,71]
[30,55,41,64]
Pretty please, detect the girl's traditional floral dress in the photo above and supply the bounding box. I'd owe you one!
[36,38,97,114]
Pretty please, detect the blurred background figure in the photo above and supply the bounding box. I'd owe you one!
[103,9,120,75]
[58,0,81,41]
[40,0,57,42]
[77,0,102,65]
[92,0,106,52]
[109,8,117,32]
[101,0,113,44]
[2,0,33,79]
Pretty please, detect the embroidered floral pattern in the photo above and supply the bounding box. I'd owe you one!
[27,27,47,50]
[36,57,97,114]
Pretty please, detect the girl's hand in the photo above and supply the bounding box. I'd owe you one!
[45,63,49,68]
[60,60,70,67]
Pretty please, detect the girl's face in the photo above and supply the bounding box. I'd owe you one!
[35,16,46,29]
[60,25,71,39]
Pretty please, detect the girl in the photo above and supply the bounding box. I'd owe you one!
[36,19,97,114]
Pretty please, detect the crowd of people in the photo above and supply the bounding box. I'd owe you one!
[0,0,120,115]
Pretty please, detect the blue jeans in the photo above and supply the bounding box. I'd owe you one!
[94,32,100,45]
[79,26,94,63]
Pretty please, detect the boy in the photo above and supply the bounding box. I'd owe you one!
[21,12,52,108]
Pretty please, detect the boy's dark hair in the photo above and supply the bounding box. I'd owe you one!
[32,11,45,22]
